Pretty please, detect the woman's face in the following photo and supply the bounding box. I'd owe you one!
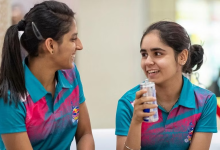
[52,19,83,69]
[140,30,182,85]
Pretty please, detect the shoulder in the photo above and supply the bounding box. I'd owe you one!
[193,84,216,100]
[192,84,217,108]
[183,76,216,104]
[0,96,26,110]
[119,84,140,104]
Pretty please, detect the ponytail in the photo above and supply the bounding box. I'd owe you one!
[182,44,204,74]
[0,24,27,106]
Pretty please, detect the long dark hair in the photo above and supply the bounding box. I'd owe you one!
[0,1,75,106]
[140,21,204,74]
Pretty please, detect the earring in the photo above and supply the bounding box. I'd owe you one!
[51,50,54,54]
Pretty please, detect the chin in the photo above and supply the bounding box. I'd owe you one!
[68,64,74,69]
[145,76,160,84]
[61,64,74,70]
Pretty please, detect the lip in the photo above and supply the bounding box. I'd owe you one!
[146,69,160,78]
[147,69,159,73]
[71,53,76,60]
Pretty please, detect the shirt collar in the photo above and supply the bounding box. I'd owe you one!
[23,59,72,103]
[57,70,73,89]
[24,61,47,103]
[177,75,196,109]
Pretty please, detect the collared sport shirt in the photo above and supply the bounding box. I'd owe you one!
[0,61,85,150]
[116,76,217,150]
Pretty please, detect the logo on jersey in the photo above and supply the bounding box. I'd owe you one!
[184,122,194,143]
[71,102,79,125]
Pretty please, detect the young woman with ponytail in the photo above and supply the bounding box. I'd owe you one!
[0,1,94,150]
[116,21,217,150]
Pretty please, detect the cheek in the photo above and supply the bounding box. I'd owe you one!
[157,59,167,69]
[141,59,145,70]
[158,58,177,74]
[59,42,74,51]
[158,56,174,67]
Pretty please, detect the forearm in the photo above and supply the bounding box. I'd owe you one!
[76,133,95,150]
[124,119,142,150]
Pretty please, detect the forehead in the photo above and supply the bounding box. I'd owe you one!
[141,31,169,50]
[65,19,77,36]
[59,19,77,44]
[71,19,77,32]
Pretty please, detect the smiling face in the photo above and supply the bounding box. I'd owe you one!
[140,30,183,85]
[51,19,83,70]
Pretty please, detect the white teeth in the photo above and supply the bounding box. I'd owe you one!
[148,70,159,74]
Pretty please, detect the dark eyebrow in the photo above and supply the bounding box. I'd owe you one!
[72,33,78,37]
[140,48,165,53]
[151,48,165,51]
[140,49,146,53]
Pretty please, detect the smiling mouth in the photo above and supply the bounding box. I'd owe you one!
[147,70,160,74]
[71,54,75,59]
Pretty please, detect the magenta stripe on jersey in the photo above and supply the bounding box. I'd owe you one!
[171,113,201,131]
[61,69,76,84]
[167,107,192,120]
[54,86,79,117]
[54,88,68,104]
[25,96,53,141]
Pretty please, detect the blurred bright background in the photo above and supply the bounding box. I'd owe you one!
[0,0,220,149]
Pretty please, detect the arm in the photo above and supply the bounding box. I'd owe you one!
[117,120,142,150]
[188,94,217,150]
[117,136,127,150]
[116,119,142,150]
[73,65,94,149]
[188,132,212,150]
[116,89,157,150]
[75,101,95,150]
[1,132,33,150]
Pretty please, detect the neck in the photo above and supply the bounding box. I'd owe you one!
[156,74,183,104]
[27,56,56,90]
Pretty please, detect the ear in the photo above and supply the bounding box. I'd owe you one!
[44,38,57,54]
[178,49,188,66]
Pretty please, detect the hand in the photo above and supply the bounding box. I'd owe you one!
[132,89,158,124]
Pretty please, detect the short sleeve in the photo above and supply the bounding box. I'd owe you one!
[0,99,26,134]
[115,99,133,136]
[194,94,217,133]
[74,64,85,104]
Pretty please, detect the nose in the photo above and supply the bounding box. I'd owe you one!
[144,55,154,65]
[76,38,83,50]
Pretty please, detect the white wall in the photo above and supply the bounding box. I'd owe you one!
[76,0,148,128]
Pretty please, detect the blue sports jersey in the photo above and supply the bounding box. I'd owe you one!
[116,76,217,150]
[0,60,85,150]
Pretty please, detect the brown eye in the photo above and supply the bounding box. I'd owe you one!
[71,36,78,41]
[141,53,148,57]
[155,52,162,56]
[71,38,77,42]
